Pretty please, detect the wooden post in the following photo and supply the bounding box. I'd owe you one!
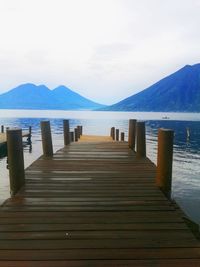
[112,127,115,140]
[70,131,74,142]
[77,126,80,138]
[128,119,137,150]
[80,126,83,136]
[116,129,119,141]
[7,129,25,196]
[136,121,146,158]
[40,121,53,157]
[63,120,70,146]
[110,127,114,139]
[77,126,81,138]
[27,126,32,145]
[156,128,174,198]
[1,125,4,133]
[121,132,125,141]
[74,128,78,142]
[29,126,32,136]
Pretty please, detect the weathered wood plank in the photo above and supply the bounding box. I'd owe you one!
[1,248,200,260]
[0,259,200,267]
[0,238,198,249]
[0,221,188,230]
[0,135,200,265]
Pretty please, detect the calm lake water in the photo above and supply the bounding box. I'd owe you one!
[0,110,200,224]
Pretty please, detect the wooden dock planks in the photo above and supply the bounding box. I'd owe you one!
[0,132,30,145]
[0,135,200,266]
[0,133,7,144]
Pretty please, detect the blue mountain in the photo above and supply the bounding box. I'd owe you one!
[52,86,103,109]
[102,64,200,112]
[0,83,106,110]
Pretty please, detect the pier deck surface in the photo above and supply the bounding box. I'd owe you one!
[0,133,7,144]
[0,135,200,266]
[0,132,30,145]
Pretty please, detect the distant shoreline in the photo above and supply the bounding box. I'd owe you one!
[0,110,199,121]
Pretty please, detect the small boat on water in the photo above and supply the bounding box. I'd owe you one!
[162,116,170,120]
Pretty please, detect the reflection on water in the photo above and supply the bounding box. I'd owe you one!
[0,111,200,224]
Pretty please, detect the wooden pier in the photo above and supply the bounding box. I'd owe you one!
[0,124,200,266]
[0,132,31,145]
[0,129,31,157]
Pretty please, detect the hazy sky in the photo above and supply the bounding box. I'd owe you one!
[0,0,200,104]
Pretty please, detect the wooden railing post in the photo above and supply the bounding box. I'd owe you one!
[1,125,4,133]
[70,131,74,142]
[29,126,32,136]
[112,127,115,140]
[74,128,78,142]
[156,128,174,198]
[128,119,137,150]
[77,126,81,138]
[110,127,114,139]
[121,132,125,141]
[7,129,25,196]
[136,121,146,158]
[27,126,32,145]
[80,126,83,136]
[40,121,53,157]
[116,129,119,141]
[63,119,70,146]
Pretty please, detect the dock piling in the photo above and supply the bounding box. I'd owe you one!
[156,128,174,198]
[29,126,32,136]
[63,120,70,145]
[1,125,4,133]
[80,125,83,136]
[112,127,115,140]
[128,119,137,150]
[110,127,114,140]
[136,121,146,158]
[70,131,74,142]
[27,126,32,145]
[121,132,125,141]
[116,129,119,141]
[77,125,82,138]
[40,121,53,157]
[7,128,25,196]
[74,128,78,142]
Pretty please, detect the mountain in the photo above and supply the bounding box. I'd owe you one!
[52,86,104,110]
[102,64,200,112]
[0,83,106,110]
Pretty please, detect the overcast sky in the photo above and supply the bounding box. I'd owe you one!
[0,0,199,104]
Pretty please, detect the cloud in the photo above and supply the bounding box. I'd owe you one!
[0,0,199,104]
[93,43,133,60]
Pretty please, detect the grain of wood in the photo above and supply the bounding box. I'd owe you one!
[0,134,200,266]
